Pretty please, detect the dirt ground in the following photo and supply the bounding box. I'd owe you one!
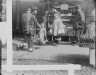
[13,39,90,65]
[1,40,96,75]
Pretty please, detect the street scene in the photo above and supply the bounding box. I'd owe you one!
[11,0,95,74]
[12,0,95,66]
[0,0,95,75]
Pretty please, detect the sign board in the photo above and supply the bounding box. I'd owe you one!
[61,4,68,10]
[61,14,68,16]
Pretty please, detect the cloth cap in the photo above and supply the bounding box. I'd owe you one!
[32,6,37,10]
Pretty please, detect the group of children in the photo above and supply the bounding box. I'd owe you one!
[38,11,66,46]
[17,10,66,50]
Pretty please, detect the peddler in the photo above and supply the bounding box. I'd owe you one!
[19,6,40,52]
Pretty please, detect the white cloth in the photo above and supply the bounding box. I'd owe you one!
[39,27,46,42]
[48,24,53,35]
[92,9,95,21]
[85,9,95,39]
[53,18,65,36]
[78,10,85,22]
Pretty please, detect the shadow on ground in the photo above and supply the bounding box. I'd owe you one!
[53,54,90,66]
[14,54,90,67]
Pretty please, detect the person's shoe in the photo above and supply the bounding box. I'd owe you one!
[28,48,34,52]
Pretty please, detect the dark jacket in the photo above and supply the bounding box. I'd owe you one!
[22,12,40,35]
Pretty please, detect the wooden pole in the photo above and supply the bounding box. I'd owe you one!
[46,0,50,39]
[0,40,2,69]
[89,48,95,67]
[16,0,21,29]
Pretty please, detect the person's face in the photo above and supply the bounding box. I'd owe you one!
[54,13,59,19]
[41,23,44,28]
[34,10,37,14]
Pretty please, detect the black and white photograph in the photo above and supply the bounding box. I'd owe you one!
[0,0,7,22]
[12,0,95,71]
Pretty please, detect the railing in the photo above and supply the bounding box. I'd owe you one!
[2,64,81,75]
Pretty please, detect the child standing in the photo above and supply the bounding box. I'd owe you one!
[53,12,65,45]
[39,23,47,45]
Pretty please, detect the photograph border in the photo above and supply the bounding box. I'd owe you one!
[2,0,95,75]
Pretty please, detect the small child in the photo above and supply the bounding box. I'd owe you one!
[39,23,47,45]
[53,12,65,45]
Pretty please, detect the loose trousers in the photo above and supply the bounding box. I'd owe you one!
[24,33,34,49]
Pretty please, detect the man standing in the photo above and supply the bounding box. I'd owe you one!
[21,8,34,52]
[31,6,40,42]
[21,6,40,52]
[72,5,85,44]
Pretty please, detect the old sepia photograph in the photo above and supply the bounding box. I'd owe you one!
[12,0,95,72]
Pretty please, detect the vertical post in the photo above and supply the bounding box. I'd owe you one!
[46,0,50,40]
[7,0,12,72]
[0,40,2,72]
[89,48,95,67]
[16,0,20,29]
[47,0,49,35]
[68,70,74,75]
